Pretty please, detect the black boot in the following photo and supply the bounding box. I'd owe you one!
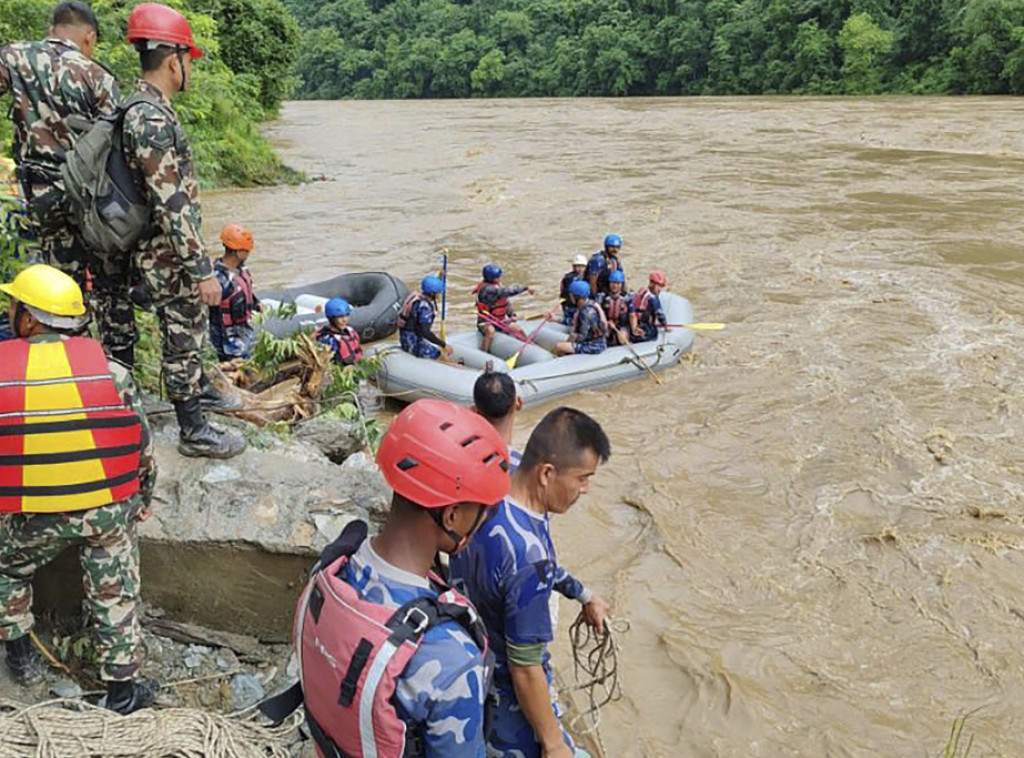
[198,374,244,412]
[173,397,247,459]
[4,636,45,685]
[103,678,159,715]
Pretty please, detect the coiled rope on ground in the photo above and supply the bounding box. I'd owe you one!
[0,698,302,758]
[561,612,630,754]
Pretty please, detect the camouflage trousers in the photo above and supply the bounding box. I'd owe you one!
[30,204,136,359]
[0,499,143,681]
[137,246,205,402]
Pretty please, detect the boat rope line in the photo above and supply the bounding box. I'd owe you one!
[560,612,630,754]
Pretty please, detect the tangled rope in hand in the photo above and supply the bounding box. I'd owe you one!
[0,698,302,758]
[561,611,630,746]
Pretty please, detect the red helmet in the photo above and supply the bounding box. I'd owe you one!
[649,270,667,286]
[220,223,253,252]
[377,399,510,509]
[127,3,203,59]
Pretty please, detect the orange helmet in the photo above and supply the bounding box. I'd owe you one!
[649,270,667,286]
[220,224,254,252]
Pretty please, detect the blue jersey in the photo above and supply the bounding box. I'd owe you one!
[449,496,585,695]
[586,250,624,294]
[341,539,489,757]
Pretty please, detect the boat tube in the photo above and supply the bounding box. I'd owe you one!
[258,272,409,343]
[373,293,696,408]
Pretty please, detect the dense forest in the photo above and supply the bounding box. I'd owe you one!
[0,0,300,186]
[285,0,1024,99]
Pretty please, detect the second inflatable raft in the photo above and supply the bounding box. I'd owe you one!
[374,292,695,408]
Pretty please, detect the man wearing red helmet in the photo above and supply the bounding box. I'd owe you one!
[121,4,246,459]
[289,399,510,758]
[630,270,670,343]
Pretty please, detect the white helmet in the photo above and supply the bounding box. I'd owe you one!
[572,254,588,266]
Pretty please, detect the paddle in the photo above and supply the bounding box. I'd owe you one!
[477,310,530,342]
[507,313,555,368]
[439,250,448,342]
[661,322,726,331]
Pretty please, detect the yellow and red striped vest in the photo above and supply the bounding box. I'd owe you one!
[0,336,142,513]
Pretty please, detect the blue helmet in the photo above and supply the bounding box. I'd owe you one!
[482,264,502,282]
[604,233,622,249]
[421,275,445,295]
[568,280,591,300]
[608,269,626,284]
[325,297,352,318]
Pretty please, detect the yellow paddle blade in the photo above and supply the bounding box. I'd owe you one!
[506,351,520,368]
[681,323,726,331]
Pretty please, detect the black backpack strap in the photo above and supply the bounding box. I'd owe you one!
[257,681,304,725]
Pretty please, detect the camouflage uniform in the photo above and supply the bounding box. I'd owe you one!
[0,38,135,358]
[0,334,155,682]
[122,80,213,402]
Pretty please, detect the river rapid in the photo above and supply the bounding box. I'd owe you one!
[205,97,1024,757]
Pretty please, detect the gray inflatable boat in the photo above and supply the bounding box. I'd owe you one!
[258,272,409,343]
[373,293,695,408]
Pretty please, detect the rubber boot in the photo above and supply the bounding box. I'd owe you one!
[198,374,244,412]
[109,345,135,369]
[102,678,159,715]
[4,636,45,685]
[173,397,247,459]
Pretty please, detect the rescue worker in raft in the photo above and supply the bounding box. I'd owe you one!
[631,270,669,343]
[597,269,634,346]
[450,406,612,758]
[315,297,362,366]
[554,280,608,356]
[209,223,260,362]
[296,399,510,757]
[587,233,624,296]
[475,264,532,355]
[0,265,157,714]
[397,274,453,361]
[472,369,521,468]
[559,254,589,325]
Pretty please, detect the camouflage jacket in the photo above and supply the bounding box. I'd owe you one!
[26,334,157,508]
[0,38,119,189]
[122,80,212,283]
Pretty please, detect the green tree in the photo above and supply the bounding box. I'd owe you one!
[837,11,894,93]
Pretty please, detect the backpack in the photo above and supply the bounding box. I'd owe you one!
[60,93,163,256]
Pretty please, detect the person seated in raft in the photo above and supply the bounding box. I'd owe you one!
[560,254,589,325]
[397,274,453,361]
[315,297,362,366]
[554,280,608,356]
[474,264,533,354]
[209,224,261,361]
[597,269,634,346]
[587,232,624,296]
[630,270,670,343]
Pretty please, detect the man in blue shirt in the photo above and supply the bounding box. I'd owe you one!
[298,399,511,758]
[398,275,453,361]
[450,407,612,758]
[587,233,624,296]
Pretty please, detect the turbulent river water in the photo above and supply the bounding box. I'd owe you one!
[206,98,1024,757]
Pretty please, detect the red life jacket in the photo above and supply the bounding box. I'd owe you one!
[283,520,489,758]
[0,337,142,514]
[396,292,428,332]
[315,325,363,366]
[474,281,512,323]
[217,263,255,327]
[601,293,629,327]
[572,300,609,342]
[633,288,654,323]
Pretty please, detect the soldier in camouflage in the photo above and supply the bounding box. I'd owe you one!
[0,265,157,715]
[121,3,246,459]
[0,2,136,365]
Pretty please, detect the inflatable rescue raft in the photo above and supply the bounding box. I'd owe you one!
[374,292,695,408]
[259,272,408,342]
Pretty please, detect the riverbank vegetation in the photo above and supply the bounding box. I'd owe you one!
[0,0,300,187]
[286,0,1024,98]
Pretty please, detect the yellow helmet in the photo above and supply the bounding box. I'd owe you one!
[0,265,86,317]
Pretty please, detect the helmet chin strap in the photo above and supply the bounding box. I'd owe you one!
[432,505,487,554]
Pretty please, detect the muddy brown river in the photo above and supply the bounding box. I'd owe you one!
[205,97,1024,757]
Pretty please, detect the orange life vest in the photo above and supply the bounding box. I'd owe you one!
[474,281,513,323]
[0,337,142,514]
